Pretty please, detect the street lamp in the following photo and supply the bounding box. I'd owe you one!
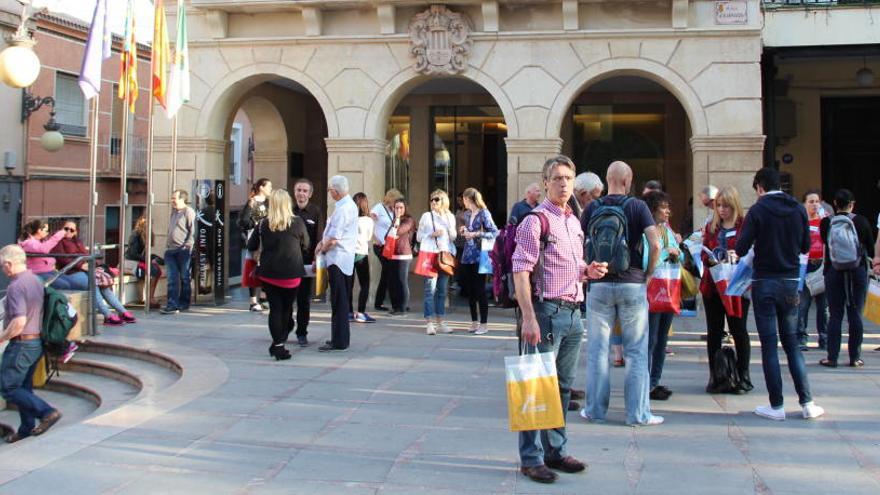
[22,92,64,152]
[0,1,41,89]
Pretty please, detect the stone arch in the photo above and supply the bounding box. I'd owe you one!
[546,57,709,139]
[365,67,520,141]
[196,64,339,142]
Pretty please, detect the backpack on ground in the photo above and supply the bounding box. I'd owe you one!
[41,286,78,351]
[712,346,741,393]
[585,196,634,275]
[827,213,861,270]
[490,211,550,308]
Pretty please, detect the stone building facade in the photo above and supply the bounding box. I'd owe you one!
[151,0,765,248]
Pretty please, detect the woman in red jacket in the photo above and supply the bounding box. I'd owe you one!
[701,186,751,394]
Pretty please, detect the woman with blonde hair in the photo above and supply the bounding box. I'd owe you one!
[700,185,752,394]
[417,190,457,335]
[458,187,498,334]
[247,189,309,361]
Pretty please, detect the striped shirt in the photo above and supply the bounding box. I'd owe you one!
[512,199,586,303]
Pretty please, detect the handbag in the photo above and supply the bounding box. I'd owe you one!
[804,264,825,295]
[382,221,398,259]
[647,262,681,314]
[478,237,495,275]
[431,213,456,276]
[505,350,564,432]
[414,250,439,278]
[94,267,114,288]
[710,262,743,318]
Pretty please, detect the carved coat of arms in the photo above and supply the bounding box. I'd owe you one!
[409,5,472,75]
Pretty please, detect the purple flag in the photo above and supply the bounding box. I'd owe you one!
[78,0,112,100]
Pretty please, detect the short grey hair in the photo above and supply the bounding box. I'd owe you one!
[575,172,603,194]
[701,185,719,200]
[328,175,349,194]
[541,155,576,181]
[0,244,26,266]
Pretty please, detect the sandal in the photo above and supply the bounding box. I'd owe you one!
[819,358,838,368]
[850,359,864,368]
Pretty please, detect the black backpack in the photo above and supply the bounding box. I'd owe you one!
[712,346,741,393]
[585,196,634,274]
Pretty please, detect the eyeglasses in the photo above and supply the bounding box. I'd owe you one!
[63,227,76,233]
[430,198,441,203]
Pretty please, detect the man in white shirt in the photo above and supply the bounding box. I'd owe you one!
[370,189,402,311]
[317,175,359,351]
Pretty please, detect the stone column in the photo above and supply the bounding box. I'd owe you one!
[690,135,766,230]
[504,138,563,211]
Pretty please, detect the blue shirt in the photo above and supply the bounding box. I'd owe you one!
[460,208,499,265]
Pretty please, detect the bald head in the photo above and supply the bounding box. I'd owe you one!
[606,161,632,194]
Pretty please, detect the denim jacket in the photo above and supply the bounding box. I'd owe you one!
[460,208,498,265]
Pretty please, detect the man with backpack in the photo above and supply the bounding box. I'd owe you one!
[0,244,62,443]
[735,167,825,421]
[581,161,663,426]
[513,155,608,484]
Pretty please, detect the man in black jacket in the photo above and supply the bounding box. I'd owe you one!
[292,178,321,346]
[735,168,824,421]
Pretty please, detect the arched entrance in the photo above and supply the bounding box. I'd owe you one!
[218,78,329,282]
[561,75,693,232]
[382,77,512,225]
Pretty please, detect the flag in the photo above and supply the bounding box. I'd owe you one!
[117,0,138,113]
[166,0,190,119]
[152,0,170,108]
[78,0,112,99]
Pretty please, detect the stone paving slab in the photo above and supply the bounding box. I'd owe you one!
[0,296,877,494]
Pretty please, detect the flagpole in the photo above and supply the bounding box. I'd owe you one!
[87,97,99,253]
[171,114,178,196]
[144,83,156,316]
[118,101,130,300]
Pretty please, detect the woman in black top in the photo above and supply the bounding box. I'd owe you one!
[239,178,272,312]
[247,189,309,361]
[819,189,874,368]
[125,216,164,308]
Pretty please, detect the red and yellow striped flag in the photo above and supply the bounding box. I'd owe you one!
[152,0,170,108]
[117,0,138,113]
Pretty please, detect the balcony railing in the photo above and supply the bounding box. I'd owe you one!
[104,133,148,176]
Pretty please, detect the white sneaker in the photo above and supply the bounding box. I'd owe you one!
[438,321,453,334]
[474,323,488,335]
[426,322,436,335]
[802,402,825,419]
[469,321,479,333]
[754,405,786,421]
[630,414,664,427]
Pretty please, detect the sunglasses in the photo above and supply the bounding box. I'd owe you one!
[64,227,77,232]
[430,198,441,203]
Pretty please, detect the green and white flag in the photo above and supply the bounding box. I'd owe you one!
[166,0,190,119]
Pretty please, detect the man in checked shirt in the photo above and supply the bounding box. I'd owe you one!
[512,155,608,484]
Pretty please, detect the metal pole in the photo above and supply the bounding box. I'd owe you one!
[171,114,178,195]
[118,106,130,300]
[87,96,100,335]
[144,47,157,315]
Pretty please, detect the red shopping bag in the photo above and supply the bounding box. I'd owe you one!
[242,258,261,288]
[647,263,681,314]
[382,233,397,259]
[710,263,743,318]
[413,250,439,278]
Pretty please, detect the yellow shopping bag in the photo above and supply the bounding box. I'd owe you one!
[505,351,564,432]
[314,255,328,298]
[680,267,698,299]
[863,277,880,325]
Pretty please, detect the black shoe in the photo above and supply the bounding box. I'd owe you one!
[318,344,347,352]
[567,400,581,411]
[739,375,754,392]
[570,389,585,401]
[650,387,671,401]
[160,307,179,315]
[297,335,309,347]
[375,305,389,312]
[269,344,291,361]
[325,340,333,346]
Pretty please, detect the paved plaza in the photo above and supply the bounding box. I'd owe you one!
[0,293,878,494]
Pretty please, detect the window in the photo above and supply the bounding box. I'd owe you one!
[54,72,87,136]
[230,124,242,185]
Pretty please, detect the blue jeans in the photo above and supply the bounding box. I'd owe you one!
[648,312,674,389]
[391,259,411,312]
[798,263,828,348]
[752,278,813,408]
[825,267,867,364]
[37,270,88,290]
[164,247,192,310]
[585,283,653,424]
[518,300,583,468]
[423,273,449,318]
[95,287,127,317]
[1,340,55,436]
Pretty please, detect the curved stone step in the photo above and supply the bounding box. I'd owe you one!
[69,351,179,392]
[76,340,183,375]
